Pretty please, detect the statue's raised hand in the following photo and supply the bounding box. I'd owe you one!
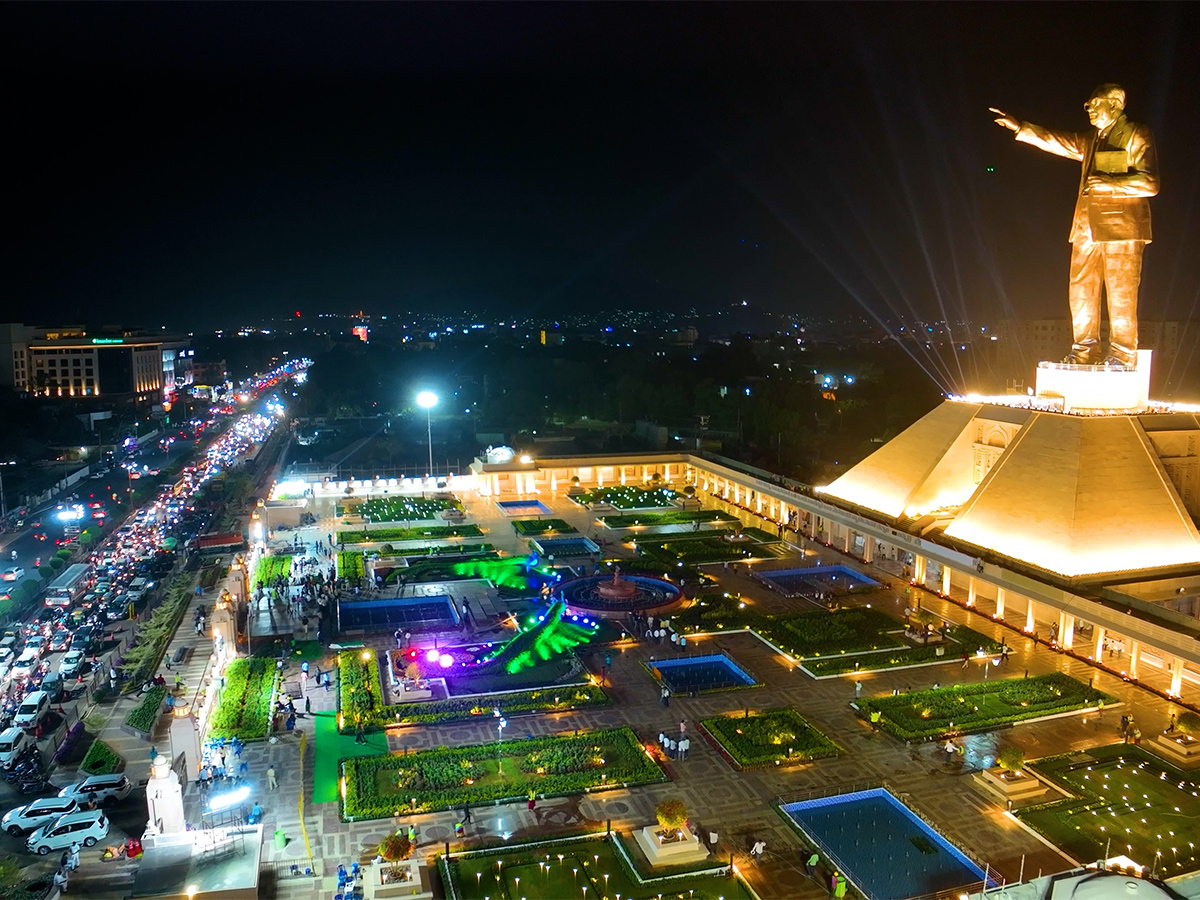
[989,107,1019,132]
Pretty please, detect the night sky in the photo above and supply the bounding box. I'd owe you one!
[2,2,1198,331]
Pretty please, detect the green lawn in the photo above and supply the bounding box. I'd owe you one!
[254,554,293,586]
[356,496,463,522]
[577,486,677,509]
[702,708,841,769]
[313,710,388,804]
[445,834,753,900]
[342,727,663,818]
[338,524,483,544]
[637,532,782,564]
[1017,743,1200,875]
[856,673,1115,740]
[600,509,737,528]
[512,518,578,536]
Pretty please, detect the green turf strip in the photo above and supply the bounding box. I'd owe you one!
[312,710,388,804]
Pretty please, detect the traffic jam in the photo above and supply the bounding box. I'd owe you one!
[0,359,305,856]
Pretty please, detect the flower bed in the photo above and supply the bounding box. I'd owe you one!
[342,727,663,819]
[208,658,279,741]
[80,739,124,775]
[577,486,676,509]
[803,624,1002,676]
[856,673,1115,741]
[701,708,840,769]
[677,594,908,657]
[1016,744,1200,876]
[342,649,607,729]
[357,496,463,522]
[511,518,578,536]
[124,686,167,734]
[337,551,366,581]
[338,524,482,544]
[254,554,293,586]
[600,509,737,528]
[118,583,193,687]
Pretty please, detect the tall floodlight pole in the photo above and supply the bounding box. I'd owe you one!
[416,391,437,479]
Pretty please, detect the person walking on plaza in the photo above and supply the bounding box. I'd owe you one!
[833,871,848,898]
[854,680,862,699]
[750,840,766,863]
[806,850,820,878]
[267,765,278,791]
[679,737,690,760]
[1169,712,1177,732]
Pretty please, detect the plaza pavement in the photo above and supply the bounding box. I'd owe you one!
[62,489,1195,899]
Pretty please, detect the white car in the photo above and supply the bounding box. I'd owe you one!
[58,651,85,677]
[1,567,23,581]
[26,809,108,854]
[10,649,39,679]
[58,773,133,806]
[0,727,34,767]
[2,797,78,836]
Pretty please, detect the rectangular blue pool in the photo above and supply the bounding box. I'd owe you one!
[780,789,992,899]
[496,500,552,517]
[759,564,880,596]
[531,536,600,557]
[650,653,756,692]
[337,594,460,631]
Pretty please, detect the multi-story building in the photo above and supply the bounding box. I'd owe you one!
[0,324,192,402]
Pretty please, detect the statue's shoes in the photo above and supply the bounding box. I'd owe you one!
[1062,352,1101,366]
[1103,356,1133,369]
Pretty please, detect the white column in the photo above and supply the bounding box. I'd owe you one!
[1025,597,1037,634]
[966,577,977,608]
[941,566,952,595]
[862,540,874,564]
[1128,640,1140,679]
[1059,613,1075,649]
[1170,658,1184,697]
[1093,625,1106,660]
[913,555,926,585]
[994,587,1006,619]
[842,528,852,553]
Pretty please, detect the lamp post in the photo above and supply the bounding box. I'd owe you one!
[494,708,507,774]
[416,391,437,479]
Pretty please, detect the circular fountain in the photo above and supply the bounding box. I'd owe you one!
[559,566,682,614]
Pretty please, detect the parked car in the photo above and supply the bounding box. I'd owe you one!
[57,773,133,806]
[25,809,109,854]
[1,797,78,836]
[0,727,34,767]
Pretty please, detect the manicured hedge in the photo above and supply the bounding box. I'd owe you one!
[702,708,840,769]
[342,727,663,819]
[512,518,578,536]
[80,739,124,775]
[208,657,279,741]
[338,524,483,544]
[124,686,167,733]
[600,509,737,528]
[337,551,366,581]
[856,673,1116,741]
[339,650,608,730]
[254,554,293,586]
[804,624,1002,676]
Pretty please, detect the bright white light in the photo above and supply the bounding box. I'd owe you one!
[416,391,438,409]
[426,649,440,662]
[519,455,532,464]
[207,784,250,812]
[439,654,453,668]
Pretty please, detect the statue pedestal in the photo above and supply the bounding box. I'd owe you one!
[634,825,710,867]
[971,766,1048,804]
[1035,350,1152,413]
[1154,733,1200,769]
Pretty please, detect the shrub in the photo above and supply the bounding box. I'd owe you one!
[338,525,483,544]
[997,747,1025,773]
[703,708,841,768]
[209,658,279,741]
[1177,712,1200,734]
[655,798,688,832]
[378,832,412,861]
[124,686,167,733]
[80,739,124,775]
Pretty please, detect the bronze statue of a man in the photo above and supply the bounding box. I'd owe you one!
[991,84,1159,367]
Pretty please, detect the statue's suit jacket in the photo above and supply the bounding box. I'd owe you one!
[1015,113,1159,243]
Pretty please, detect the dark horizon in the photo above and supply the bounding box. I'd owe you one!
[3,2,1198,334]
